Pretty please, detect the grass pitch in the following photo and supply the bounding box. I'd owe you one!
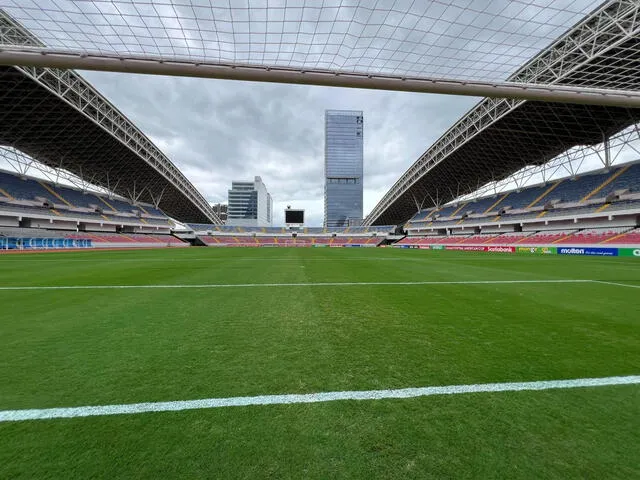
[0,247,638,479]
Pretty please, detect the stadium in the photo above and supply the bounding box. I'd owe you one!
[0,1,638,478]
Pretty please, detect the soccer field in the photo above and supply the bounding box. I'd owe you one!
[0,247,638,479]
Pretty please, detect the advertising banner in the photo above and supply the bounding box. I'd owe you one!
[558,247,618,256]
[486,246,515,253]
[517,247,557,255]
[618,248,640,258]
[446,245,487,251]
[429,245,445,250]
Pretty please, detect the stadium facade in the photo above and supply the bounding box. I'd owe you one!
[227,176,273,227]
[324,110,364,228]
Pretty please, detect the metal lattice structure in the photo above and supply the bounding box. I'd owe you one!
[0,11,221,224]
[365,0,640,225]
[453,124,640,205]
[0,1,639,107]
[0,146,116,197]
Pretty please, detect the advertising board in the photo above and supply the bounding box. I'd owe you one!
[618,248,640,257]
[486,246,515,253]
[517,247,557,255]
[557,247,618,256]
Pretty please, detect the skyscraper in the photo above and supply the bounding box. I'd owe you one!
[227,176,273,227]
[324,110,363,228]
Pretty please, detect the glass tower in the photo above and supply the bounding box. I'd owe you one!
[324,110,363,228]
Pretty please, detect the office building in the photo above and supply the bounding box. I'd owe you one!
[227,176,273,227]
[324,110,363,228]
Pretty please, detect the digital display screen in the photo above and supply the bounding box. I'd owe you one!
[285,210,304,224]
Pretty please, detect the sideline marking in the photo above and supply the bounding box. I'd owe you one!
[1,375,638,422]
[593,280,640,289]
[0,279,594,291]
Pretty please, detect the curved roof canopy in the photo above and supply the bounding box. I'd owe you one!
[365,0,640,225]
[0,11,220,224]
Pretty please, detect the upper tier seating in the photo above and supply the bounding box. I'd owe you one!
[501,184,552,210]
[406,163,640,230]
[591,163,640,199]
[0,171,58,204]
[460,194,510,215]
[0,170,171,225]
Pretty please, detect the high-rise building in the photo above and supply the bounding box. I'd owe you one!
[324,110,363,228]
[227,176,273,227]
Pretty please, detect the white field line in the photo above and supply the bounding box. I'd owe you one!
[0,279,595,291]
[592,280,640,289]
[1,375,638,423]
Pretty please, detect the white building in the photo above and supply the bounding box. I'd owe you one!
[227,176,273,227]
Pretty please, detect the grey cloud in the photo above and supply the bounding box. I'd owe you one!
[82,69,477,225]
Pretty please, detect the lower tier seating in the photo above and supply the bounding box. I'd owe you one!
[398,227,640,246]
[199,235,382,246]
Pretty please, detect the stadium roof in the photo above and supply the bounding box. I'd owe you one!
[0,1,639,107]
[0,10,221,224]
[365,0,640,225]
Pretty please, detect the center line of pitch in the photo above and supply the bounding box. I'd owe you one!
[1,375,637,422]
[0,279,593,291]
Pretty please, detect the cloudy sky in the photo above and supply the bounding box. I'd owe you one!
[80,70,479,226]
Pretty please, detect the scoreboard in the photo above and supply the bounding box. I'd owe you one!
[285,208,304,227]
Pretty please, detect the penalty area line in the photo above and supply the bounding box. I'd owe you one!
[1,375,638,422]
[0,279,594,291]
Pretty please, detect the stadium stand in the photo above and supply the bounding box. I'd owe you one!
[605,228,640,244]
[0,232,188,250]
[484,232,533,244]
[404,163,640,236]
[197,234,383,247]
[552,227,633,244]
[398,165,640,249]
[0,170,189,251]
[187,224,397,235]
[396,226,640,247]
[456,234,500,244]
[516,230,579,245]
[0,170,173,230]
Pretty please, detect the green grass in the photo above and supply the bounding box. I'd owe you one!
[0,247,638,478]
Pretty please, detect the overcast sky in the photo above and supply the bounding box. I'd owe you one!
[80,70,479,226]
